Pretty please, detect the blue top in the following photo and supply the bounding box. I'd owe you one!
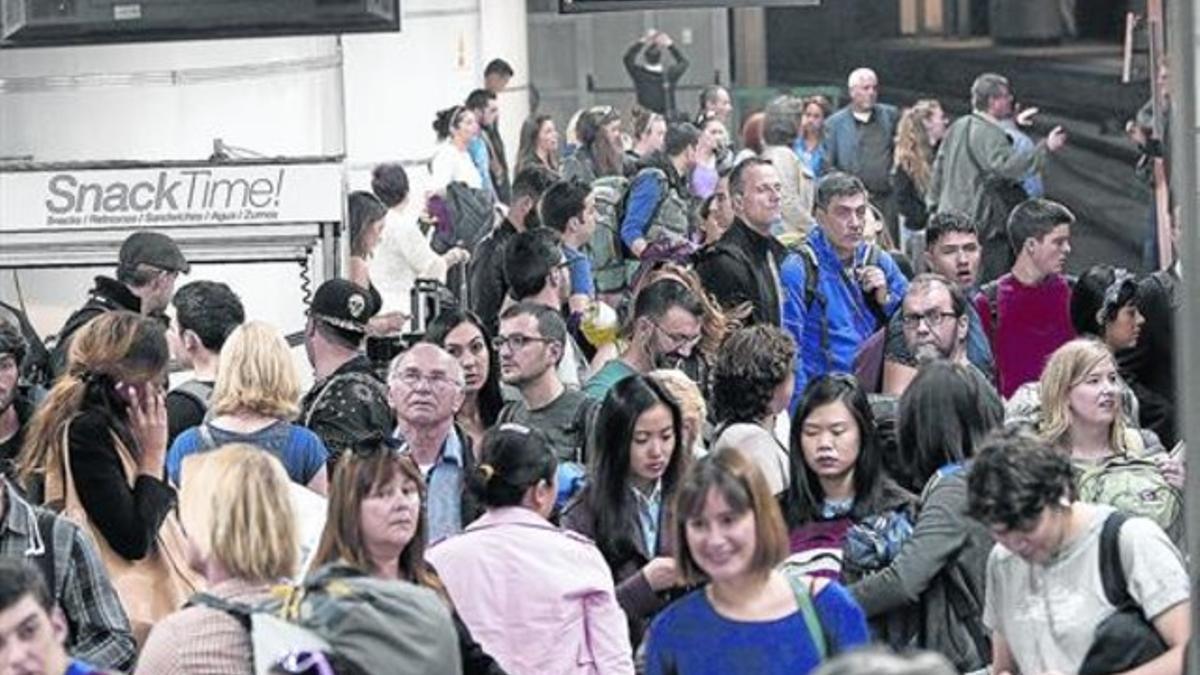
[620,170,666,249]
[781,228,908,411]
[468,135,496,197]
[645,581,870,675]
[415,428,466,543]
[168,420,328,487]
[66,660,106,675]
[793,138,826,177]
[563,244,595,297]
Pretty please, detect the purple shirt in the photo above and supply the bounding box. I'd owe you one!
[427,507,635,674]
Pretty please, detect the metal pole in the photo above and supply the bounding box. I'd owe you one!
[1166,0,1199,670]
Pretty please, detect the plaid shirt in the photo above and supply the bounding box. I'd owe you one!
[1,481,135,671]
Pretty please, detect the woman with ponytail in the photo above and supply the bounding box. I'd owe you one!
[427,424,635,675]
[16,311,202,642]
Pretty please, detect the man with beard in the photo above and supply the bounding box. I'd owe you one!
[893,275,993,397]
[0,320,34,479]
[882,212,995,394]
[496,303,597,466]
[386,343,479,542]
[975,198,1076,398]
[562,106,627,184]
[583,278,703,401]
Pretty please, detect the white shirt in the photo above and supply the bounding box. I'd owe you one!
[430,142,482,192]
[372,209,448,318]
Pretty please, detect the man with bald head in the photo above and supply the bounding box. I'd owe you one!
[388,343,479,541]
[823,67,900,238]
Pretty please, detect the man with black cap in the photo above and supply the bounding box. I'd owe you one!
[49,230,189,379]
[299,278,393,468]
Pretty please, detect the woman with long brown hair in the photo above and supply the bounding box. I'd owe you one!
[311,439,506,674]
[17,311,201,642]
[515,114,561,175]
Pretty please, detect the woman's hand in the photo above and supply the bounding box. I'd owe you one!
[643,557,681,592]
[127,383,168,476]
[1155,453,1185,490]
[444,247,471,267]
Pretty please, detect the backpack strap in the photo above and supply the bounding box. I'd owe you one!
[785,572,828,661]
[32,510,58,600]
[1099,511,1133,609]
[980,280,1000,345]
[187,592,254,632]
[793,243,832,372]
[198,423,219,452]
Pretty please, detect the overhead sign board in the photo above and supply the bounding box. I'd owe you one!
[0,161,344,232]
[561,0,819,12]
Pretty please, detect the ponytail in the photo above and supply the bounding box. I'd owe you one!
[469,424,557,508]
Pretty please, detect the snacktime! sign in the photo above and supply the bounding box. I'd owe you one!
[0,162,344,231]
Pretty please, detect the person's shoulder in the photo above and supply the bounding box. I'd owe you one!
[650,587,710,632]
[170,426,202,450]
[826,106,853,125]
[286,424,329,452]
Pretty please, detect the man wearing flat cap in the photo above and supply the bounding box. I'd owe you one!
[49,230,189,379]
[299,278,394,469]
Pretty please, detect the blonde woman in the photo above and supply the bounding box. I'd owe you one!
[167,321,329,494]
[137,445,299,674]
[1037,338,1183,539]
[892,100,947,235]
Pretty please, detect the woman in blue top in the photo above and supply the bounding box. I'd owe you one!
[167,321,328,493]
[644,446,869,675]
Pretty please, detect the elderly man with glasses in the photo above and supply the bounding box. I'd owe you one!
[387,342,480,542]
[496,302,598,468]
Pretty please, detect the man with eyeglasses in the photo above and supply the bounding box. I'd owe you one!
[495,303,597,466]
[886,274,995,398]
[387,343,480,542]
[583,278,704,402]
[881,213,995,395]
[49,230,189,380]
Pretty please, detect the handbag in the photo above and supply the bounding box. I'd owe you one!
[1078,512,1168,674]
[45,420,203,645]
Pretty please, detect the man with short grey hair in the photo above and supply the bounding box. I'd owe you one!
[388,342,478,542]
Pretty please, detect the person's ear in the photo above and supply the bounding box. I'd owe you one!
[50,606,69,645]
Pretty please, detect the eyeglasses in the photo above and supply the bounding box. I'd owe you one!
[900,310,959,330]
[493,334,555,351]
[653,323,702,350]
[391,370,463,390]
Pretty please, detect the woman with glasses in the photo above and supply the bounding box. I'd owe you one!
[168,321,329,494]
[709,325,796,497]
[428,424,634,674]
[138,444,300,674]
[782,375,915,582]
[562,375,692,648]
[644,447,869,675]
[424,307,503,449]
[310,437,507,674]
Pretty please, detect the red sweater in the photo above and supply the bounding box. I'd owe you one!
[975,273,1075,398]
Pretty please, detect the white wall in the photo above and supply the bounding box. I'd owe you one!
[0,0,529,349]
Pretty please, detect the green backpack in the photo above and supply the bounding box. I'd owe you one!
[1076,451,1182,543]
[587,174,634,295]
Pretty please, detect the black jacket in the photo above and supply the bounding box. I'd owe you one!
[623,42,689,116]
[694,219,789,327]
[468,219,519,336]
[299,355,394,466]
[1118,269,1179,446]
[50,277,151,380]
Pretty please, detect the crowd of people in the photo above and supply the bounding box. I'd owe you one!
[0,47,1189,675]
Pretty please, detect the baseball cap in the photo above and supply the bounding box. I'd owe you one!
[119,231,190,274]
[308,279,376,334]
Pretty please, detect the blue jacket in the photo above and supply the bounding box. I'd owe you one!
[822,104,900,178]
[781,228,908,410]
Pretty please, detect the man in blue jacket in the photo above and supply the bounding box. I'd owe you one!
[781,172,908,410]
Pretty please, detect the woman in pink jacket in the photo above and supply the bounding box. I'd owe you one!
[427,424,635,675]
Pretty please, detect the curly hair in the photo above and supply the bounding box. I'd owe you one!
[893,99,941,194]
[966,426,1077,529]
[710,325,795,424]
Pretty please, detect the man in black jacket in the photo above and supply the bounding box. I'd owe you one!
[49,231,189,379]
[695,157,787,326]
[468,166,555,336]
[623,30,689,117]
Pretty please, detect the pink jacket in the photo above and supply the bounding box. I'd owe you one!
[427,507,634,674]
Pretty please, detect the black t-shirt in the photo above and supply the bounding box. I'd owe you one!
[165,379,214,448]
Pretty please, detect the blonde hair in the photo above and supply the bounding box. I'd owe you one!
[649,369,708,454]
[1039,338,1128,454]
[893,99,942,194]
[179,444,298,582]
[211,321,300,419]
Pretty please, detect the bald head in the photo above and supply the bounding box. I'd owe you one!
[388,343,465,426]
